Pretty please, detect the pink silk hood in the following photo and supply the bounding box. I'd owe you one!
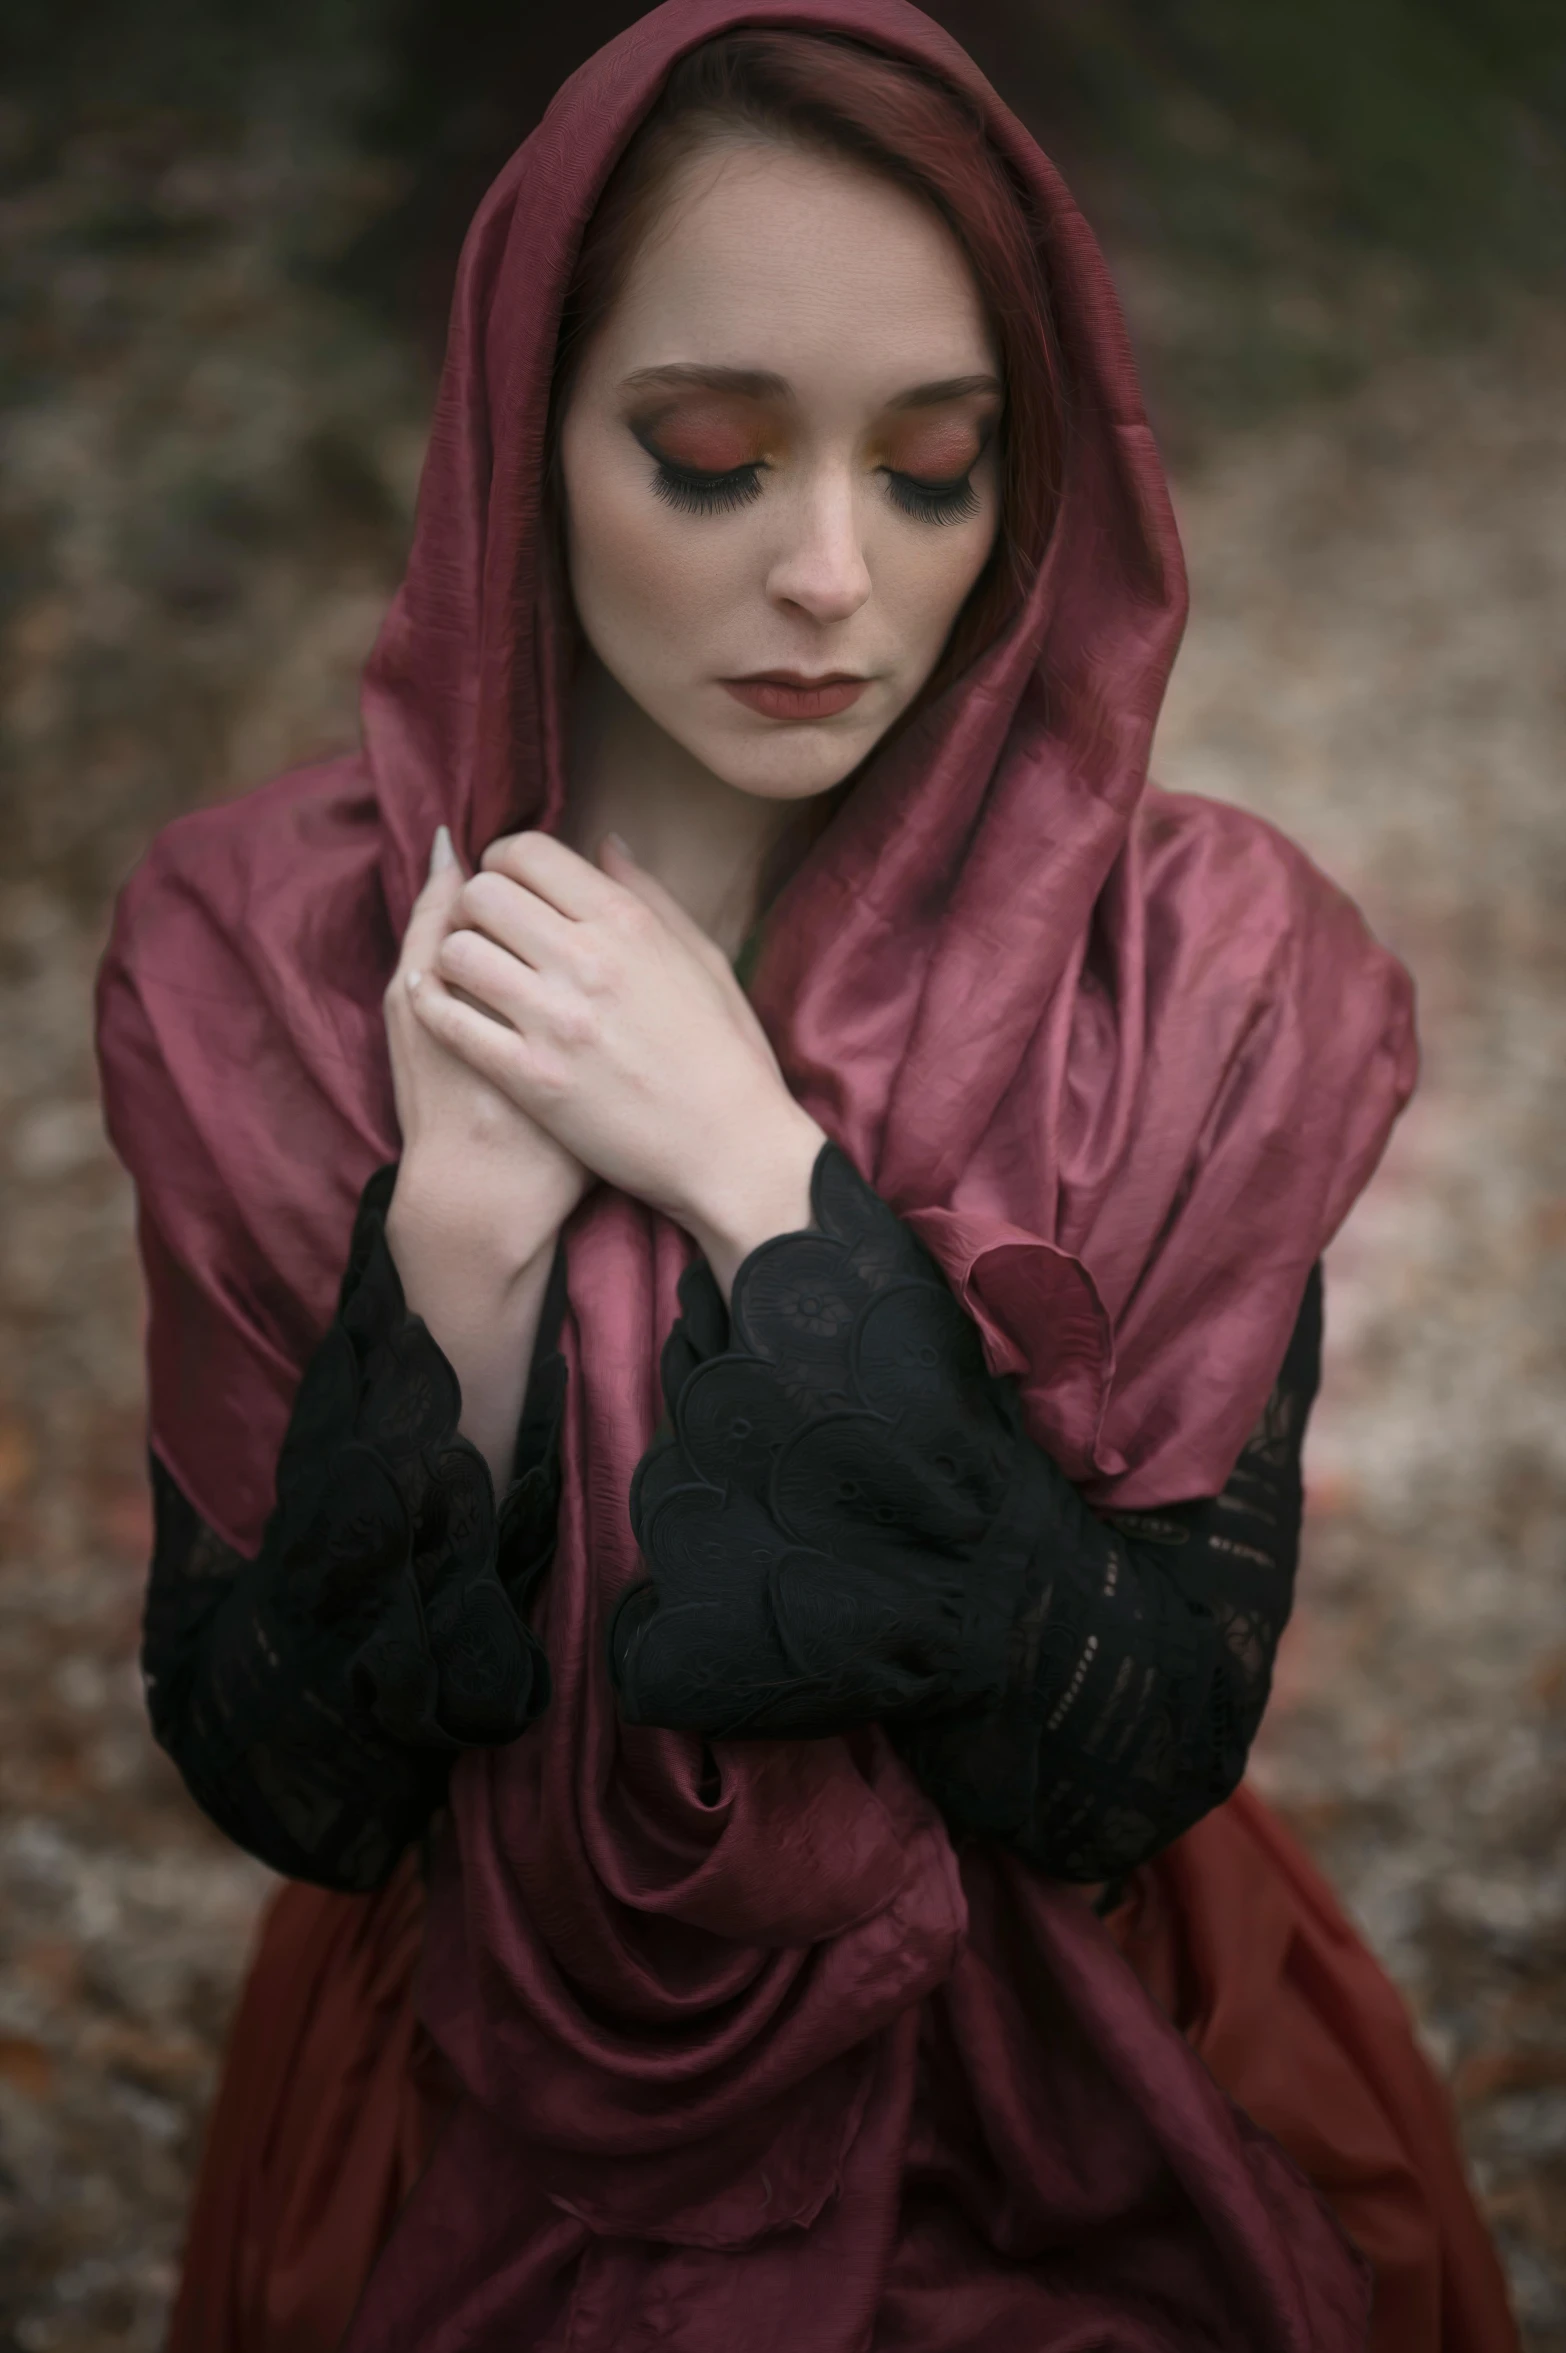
[98,2,1413,2344]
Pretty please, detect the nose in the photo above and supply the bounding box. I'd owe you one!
[765,471,872,626]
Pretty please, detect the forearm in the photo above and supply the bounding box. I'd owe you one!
[384,1160,565,1486]
[142,1155,563,1882]
[154,1596,447,1890]
[613,1147,1315,1881]
[143,1455,447,1890]
[895,1465,1291,1883]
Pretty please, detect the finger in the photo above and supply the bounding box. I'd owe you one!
[597,835,731,981]
[400,825,468,975]
[408,969,558,1116]
[458,868,577,973]
[481,829,621,922]
[436,927,550,1030]
[446,978,515,1027]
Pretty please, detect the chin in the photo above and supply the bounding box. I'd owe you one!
[701,731,881,802]
[673,700,903,803]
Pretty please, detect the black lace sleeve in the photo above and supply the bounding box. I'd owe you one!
[141,1166,565,1890]
[609,1144,1320,1885]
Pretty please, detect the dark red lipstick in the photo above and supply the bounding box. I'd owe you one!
[721,670,870,721]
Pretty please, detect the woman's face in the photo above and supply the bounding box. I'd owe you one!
[558,137,1003,802]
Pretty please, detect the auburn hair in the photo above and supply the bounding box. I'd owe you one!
[551,30,1063,690]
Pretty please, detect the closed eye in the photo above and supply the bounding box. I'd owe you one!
[883,468,982,525]
[649,456,766,515]
[641,445,982,526]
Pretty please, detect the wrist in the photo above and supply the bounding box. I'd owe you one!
[386,1155,561,1293]
[680,1102,826,1299]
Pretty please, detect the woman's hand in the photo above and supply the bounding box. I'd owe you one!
[406,831,825,1293]
[382,828,592,1483]
[384,828,590,1262]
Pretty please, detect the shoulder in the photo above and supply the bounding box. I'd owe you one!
[1130,785,1415,1050]
[113,758,378,935]
[1136,783,1353,929]
[104,756,388,995]
[96,752,395,1194]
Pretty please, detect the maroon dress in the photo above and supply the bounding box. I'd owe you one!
[97,1,1515,2345]
[171,1792,1513,2353]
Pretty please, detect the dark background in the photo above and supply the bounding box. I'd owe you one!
[0,5,1562,2347]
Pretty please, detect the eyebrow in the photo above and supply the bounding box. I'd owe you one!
[620,364,1002,407]
[887,374,1002,410]
[621,365,787,400]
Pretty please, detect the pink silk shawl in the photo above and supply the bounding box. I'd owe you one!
[97,2,1415,2345]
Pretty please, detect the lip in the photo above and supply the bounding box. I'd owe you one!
[720,670,870,721]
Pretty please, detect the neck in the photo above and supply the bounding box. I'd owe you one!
[562,657,798,960]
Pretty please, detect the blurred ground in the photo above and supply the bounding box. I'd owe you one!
[0,56,1562,2353]
[1158,309,1566,2344]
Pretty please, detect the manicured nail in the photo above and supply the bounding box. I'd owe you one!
[429,825,455,876]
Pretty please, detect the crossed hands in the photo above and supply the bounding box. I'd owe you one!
[383,826,825,1293]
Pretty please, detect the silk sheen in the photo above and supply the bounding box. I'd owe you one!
[97,2,1435,2345]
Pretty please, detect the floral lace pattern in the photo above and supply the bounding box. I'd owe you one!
[612,1146,1321,1885]
[143,1148,1318,1894]
[142,1166,561,1890]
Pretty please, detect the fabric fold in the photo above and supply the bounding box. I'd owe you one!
[906,1203,1116,1478]
[95,0,1439,2342]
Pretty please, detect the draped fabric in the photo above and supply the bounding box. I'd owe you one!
[167,1855,449,2353]
[1109,1789,1521,2353]
[174,1793,1517,2353]
[95,0,1415,1555]
[94,0,1461,2344]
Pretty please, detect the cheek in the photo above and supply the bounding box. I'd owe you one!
[566,471,671,635]
[563,445,737,674]
[882,504,1000,659]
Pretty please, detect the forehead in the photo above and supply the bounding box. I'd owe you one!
[591,136,996,396]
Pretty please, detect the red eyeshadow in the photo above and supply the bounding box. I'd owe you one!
[646,403,771,473]
[881,420,982,480]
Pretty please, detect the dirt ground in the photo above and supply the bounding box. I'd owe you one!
[0,107,1561,2353]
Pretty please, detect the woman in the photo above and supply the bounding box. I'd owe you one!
[96,2,1516,2347]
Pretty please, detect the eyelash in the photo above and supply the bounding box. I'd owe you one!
[648,458,982,526]
[885,471,982,527]
[651,460,765,516]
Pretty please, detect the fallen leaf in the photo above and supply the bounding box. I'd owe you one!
[0,2035,56,2100]
[0,1418,38,1506]
[1454,2045,1566,2105]
[81,2018,207,2093]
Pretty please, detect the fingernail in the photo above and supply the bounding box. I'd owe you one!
[430,825,455,876]
[406,967,422,991]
